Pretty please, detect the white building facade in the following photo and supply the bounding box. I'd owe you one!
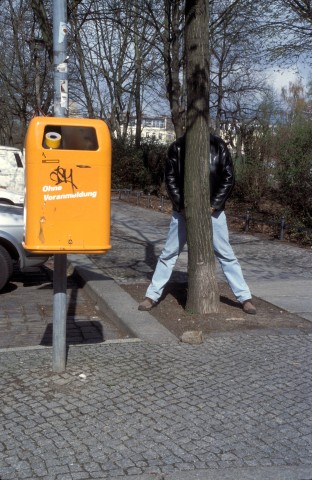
[128,116,175,144]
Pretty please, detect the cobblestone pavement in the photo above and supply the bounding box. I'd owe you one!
[1,336,312,479]
[1,199,312,479]
[0,264,128,349]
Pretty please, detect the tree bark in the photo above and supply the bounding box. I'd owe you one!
[184,0,219,314]
[163,0,185,138]
[134,0,142,148]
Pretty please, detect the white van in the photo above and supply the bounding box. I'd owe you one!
[0,146,24,205]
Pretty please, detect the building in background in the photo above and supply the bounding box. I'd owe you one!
[128,115,175,144]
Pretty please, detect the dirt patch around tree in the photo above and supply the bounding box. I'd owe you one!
[122,281,312,339]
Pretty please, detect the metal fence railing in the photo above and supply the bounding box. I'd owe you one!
[112,189,167,211]
[243,209,312,241]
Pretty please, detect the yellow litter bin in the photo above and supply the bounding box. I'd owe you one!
[24,116,111,253]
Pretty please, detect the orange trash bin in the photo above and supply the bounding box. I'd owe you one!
[24,116,111,253]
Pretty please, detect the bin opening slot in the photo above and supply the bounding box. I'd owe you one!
[43,125,99,150]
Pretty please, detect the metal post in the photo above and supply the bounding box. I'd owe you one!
[52,0,68,372]
[280,216,286,241]
[52,255,67,371]
[245,210,251,232]
[160,195,164,211]
[53,0,68,118]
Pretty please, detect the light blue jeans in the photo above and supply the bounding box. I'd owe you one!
[146,210,251,304]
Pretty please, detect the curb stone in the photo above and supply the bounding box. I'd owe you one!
[69,254,179,345]
[126,465,312,479]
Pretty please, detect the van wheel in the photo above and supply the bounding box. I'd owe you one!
[0,245,13,291]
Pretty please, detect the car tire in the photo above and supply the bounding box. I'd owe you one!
[0,245,13,291]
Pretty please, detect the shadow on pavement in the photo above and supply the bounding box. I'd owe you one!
[40,320,104,346]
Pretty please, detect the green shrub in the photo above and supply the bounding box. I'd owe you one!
[233,156,272,207]
[274,120,312,224]
[111,138,167,193]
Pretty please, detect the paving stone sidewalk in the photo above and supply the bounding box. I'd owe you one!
[1,199,312,480]
[1,335,312,479]
[0,264,128,349]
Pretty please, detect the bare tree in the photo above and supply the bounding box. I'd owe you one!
[281,77,308,123]
[184,0,219,314]
[68,0,162,143]
[143,0,185,137]
[0,0,52,144]
[209,0,268,135]
[260,0,312,67]
[30,0,85,61]
[3,0,310,150]
[163,0,185,137]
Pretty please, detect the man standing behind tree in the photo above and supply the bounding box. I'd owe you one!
[138,132,256,315]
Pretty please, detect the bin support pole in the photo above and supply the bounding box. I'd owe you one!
[52,0,68,372]
[52,255,67,372]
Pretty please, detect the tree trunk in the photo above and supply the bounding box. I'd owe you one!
[134,0,142,148]
[163,0,185,138]
[184,0,219,314]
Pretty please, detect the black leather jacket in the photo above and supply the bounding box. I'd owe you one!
[165,134,235,212]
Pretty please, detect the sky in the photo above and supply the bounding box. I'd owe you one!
[268,64,310,93]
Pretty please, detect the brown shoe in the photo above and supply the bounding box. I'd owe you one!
[138,297,157,311]
[242,300,257,315]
